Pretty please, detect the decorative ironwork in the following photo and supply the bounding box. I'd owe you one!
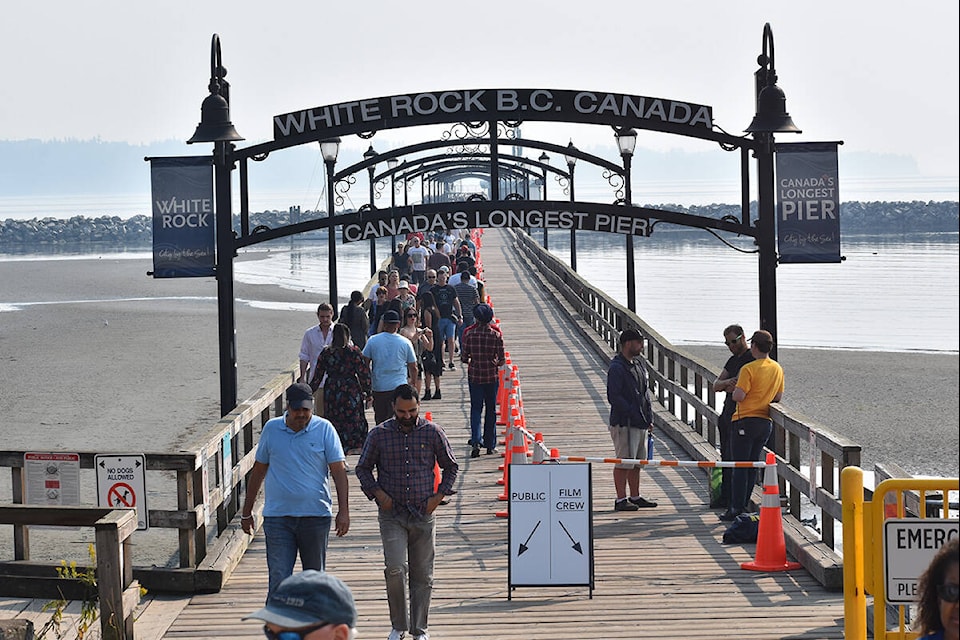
[504,193,525,200]
[333,174,356,208]
[442,121,489,140]
[712,123,743,151]
[251,224,271,234]
[498,122,521,138]
[357,131,377,139]
[467,193,487,201]
[602,168,626,201]
[252,152,269,162]
[554,173,571,196]
[374,177,389,201]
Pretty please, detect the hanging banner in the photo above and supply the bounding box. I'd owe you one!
[775,142,841,264]
[149,156,215,277]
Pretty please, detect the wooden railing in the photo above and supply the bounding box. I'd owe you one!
[512,229,869,589]
[0,365,296,594]
[0,505,139,640]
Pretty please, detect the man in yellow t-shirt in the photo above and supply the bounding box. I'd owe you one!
[720,329,784,521]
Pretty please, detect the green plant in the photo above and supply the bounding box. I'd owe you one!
[38,544,100,639]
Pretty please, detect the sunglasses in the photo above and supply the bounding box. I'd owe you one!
[263,623,331,640]
[725,335,743,345]
[938,582,960,603]
[406,313,418,318]
[426,276,436,280]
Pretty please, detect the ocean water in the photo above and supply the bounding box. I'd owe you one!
[225,231,960,354]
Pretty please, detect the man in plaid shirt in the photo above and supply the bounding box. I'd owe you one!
[460,303,505,458]
[355,384,458,640]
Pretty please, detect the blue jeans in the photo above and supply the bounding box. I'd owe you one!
[378,508,436,636]
[469,381,499,449]
[262,515,331,600]
[729,417,773,512]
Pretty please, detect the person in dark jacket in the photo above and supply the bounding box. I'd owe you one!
[606,329,658,512]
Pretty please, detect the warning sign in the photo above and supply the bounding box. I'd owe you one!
[95,454,148,530]
[25,452,81,506]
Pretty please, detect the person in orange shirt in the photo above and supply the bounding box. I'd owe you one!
[721,329,784,521]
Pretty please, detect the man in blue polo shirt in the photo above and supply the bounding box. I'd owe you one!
[241,382,351,600]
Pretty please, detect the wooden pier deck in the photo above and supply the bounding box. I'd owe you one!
[3,229,847,638]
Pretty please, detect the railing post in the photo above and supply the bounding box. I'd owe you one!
[176,468,197,568]
[11,467,29,560]
[95,510,138,640]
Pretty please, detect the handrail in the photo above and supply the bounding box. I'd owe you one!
[0,505,139,640]
[512,229,867,586]
[0,364,297,593]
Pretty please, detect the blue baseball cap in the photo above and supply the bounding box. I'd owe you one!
[243,570,357,628]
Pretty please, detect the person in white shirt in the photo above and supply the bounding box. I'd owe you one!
[298,302,336,416]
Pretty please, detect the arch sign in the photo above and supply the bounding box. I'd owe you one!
[271,88,717,145]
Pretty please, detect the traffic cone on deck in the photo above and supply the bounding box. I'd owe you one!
[532,433,546,463]
[424,412,441,493]
[741,452,801,572]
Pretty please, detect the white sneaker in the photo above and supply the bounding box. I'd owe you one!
[387,630,406,640]
[413,634,430,640]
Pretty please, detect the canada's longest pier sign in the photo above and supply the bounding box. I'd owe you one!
[273,88,714,143]
[340,201,652,243]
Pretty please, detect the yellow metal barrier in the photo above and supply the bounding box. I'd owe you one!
[842,468,958,639]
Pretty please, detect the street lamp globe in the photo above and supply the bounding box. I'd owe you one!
[320,137,341,163]
[616,128,638,157]
[563,141,578,168]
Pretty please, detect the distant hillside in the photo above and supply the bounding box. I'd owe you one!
[1,202,956,246]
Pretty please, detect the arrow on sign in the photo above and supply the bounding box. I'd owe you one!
[518,520,541,556]
[558,520,583,555]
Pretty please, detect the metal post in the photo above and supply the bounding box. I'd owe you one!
[756,133,778,361]
[568,161,577,271]
[325,159,338,306]
[623,152,636,312]
[540,152,549,250]
[390,172,397,254]
[214,141,238,415]
[367,166,377,275]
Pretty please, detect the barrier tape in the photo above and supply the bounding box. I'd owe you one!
[556,455,769,468]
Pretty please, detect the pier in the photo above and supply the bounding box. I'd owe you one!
[2,229,854,638]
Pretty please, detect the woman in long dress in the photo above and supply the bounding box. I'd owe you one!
[311,324,371,454]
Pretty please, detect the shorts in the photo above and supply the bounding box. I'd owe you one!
[438,318,456,341]
[609,425,648,470]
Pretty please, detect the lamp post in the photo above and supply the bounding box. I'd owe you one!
[363,145,379,275]
[564,141,578,271]
[387,157,399,253]
[745,22,801,362]
[616,128,638,312]
[321,137,341,305]
[539,151,550,250]
[187,34,244,416]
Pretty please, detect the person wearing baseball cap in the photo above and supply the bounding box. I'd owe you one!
[607,329,658,512]
[363,309,418,425]
[240,383,350,599]
[723,328,784,522]
[244,569,357,639]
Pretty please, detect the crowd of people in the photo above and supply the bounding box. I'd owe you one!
[242,226,921,640]
[241,228,485,640]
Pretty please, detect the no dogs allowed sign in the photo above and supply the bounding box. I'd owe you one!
[95,454,148,530]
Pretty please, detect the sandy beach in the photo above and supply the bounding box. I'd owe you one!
[0,252,957,567]
[1,255,957,475]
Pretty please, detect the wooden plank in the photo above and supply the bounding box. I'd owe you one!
[155,229,846,639]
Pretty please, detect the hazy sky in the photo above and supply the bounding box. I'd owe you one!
[2,1,958,183]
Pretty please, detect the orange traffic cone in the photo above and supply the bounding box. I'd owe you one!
[509,428,528,466]
[532,433,546,463]
[423,412,441,493]
[741,452,801,572]
[497,428,515,496]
